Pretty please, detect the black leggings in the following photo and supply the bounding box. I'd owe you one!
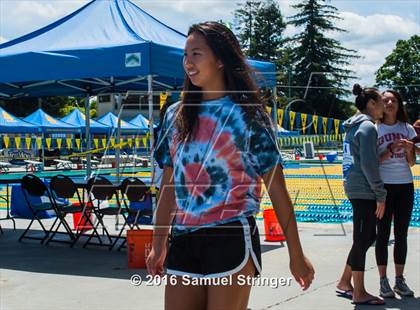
[375,183,414,266]
[346,199,377,271]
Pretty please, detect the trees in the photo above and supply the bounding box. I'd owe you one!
[234,1,262,59]
[287,0,359,118]
[234,0,288,109]
[234,0,285,61]
[253,0,286,61]
[376,35,420,121]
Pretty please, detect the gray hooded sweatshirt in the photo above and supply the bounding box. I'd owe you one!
[342,113,386,202]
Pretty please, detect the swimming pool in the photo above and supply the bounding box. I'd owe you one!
[1,163,419,226]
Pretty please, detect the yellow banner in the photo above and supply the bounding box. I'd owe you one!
[334,119,340,135]
[266,106,272,116]
[36,137,42,149]
[56,138,62,149]
[142,137,148,147]
[14,137,21,149]
[3,135,10,148]
[160,92,168,109]
[135,137,140,148]
[101,138,107,148]
[312,115,318,134]
[127,138,133,148]
[278,109,284,127]
[289,111,296,130]
[110,138,115,147]
[25,137,31,149]
[45,138,51,149]
[93,139,99,149]
[301,113,307,134]
[66,138,72,149]
[322,117,328,134]
[75,139,81,150]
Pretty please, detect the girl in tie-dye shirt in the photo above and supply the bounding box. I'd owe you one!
[147,22,314,310]
[154,95,282,234]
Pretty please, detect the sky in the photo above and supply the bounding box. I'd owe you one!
[0,0,419,90]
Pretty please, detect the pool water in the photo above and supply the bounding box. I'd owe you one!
[1,163,419,227]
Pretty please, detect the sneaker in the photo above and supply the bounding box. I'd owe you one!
[394,276,414,296]
[380,277,395,298]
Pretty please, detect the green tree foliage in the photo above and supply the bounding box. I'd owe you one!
[287,0,359,118]
[234,0,262,58]
[59,97,97,118]
[235,1,285,60]
[253,0,286,61]
[376,35,420,121]
[234,0,288,110]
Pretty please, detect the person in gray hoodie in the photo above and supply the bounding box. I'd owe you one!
[336,84,387,306]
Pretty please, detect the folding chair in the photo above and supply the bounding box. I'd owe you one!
[83,176,122,248]
[47,175,97,246]
[112,177,152,251]
[19,175,59,243]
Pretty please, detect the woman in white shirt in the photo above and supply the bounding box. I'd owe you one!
[376,90,416,298]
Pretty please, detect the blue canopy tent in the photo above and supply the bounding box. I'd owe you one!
[97,112,142,135]
[0,0,276,97]
[0,0,277,177]
[23,109,79,134]
[0,107,39,133]
[129,113,156,132]
[23,109,79,167]
[61,109,109,134]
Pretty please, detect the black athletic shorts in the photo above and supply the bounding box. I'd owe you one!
[166,216,262,278]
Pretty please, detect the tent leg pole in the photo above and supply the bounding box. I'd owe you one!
[41,133,45,170]
[148,75,156,214]
[273,86,278,137]
[116,94,122,183]
[85,94,91,178]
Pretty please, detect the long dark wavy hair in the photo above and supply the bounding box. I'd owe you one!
[175,21,271,142]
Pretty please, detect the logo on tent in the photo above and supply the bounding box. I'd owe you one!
[125,53,141,68]
[2,111,16,122]
[46,115,57,124]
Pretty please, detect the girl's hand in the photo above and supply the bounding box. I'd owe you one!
[376,201,385,219]
[289,255,315,290]
[390,141,404,153]
[146,244,167,277]
[399,139,414,152]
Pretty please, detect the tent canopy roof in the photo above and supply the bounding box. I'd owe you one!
[96,112,141,134]
[129,113,156,130]
[0,0,276,99]
[0,106,39,133]
[23,108,79,133]
[61,109,110,134]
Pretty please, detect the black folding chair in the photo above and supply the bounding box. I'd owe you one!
[83,176,122,248]
[19,175,61,243]
[110,177,152,251]
[47,175,97,246]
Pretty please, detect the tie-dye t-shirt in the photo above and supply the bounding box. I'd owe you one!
[154,96,282,235]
